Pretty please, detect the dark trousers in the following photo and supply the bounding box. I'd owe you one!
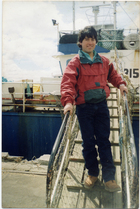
[76,100,116,182]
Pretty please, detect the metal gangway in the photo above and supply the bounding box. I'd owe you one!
[46,49,139,208]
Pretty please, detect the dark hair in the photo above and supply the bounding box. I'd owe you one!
[77,26,98,48]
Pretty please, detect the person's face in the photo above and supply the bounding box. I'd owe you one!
[80,36,96,55]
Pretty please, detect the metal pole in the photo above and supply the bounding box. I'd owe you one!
[123,145,131,208]
[51,139,70,206]
[57,23,59,45]
[113,1,117,29]
[23,82,25,113]
[95,13,98,25]
[73,1,75,32]
[47,112,69,172]
[46,112,69,207]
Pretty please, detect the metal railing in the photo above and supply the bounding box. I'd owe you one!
[115,48,139,208]
[118,90,139,208]
[46,109,79,208]
[46,112,69,207]
[2,81,62,112]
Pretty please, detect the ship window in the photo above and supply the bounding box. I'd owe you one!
[66,59,71,66]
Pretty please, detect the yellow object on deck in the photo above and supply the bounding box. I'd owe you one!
[33,84,40,93]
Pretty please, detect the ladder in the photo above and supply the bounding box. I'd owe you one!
[57,85,123,208]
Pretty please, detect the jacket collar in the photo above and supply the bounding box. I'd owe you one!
[78,49,103,64]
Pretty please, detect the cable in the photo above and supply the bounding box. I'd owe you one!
[118,2,138,29]
[102,5,112,25]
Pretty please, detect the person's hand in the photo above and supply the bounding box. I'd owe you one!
[64,103,73,115]
[119,84,128,96]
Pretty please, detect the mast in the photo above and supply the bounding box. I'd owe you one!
[113,1,117,29]
[92,6,99,25]
[73,1,75,32]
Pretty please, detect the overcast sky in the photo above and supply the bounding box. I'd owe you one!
[2,1,140,82]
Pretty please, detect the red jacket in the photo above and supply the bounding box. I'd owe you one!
[61,50,126,106]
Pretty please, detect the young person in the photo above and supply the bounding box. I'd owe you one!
[60,26,128,192]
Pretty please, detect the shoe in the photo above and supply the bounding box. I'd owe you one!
[84,175,98,189]
[105,180,121,192]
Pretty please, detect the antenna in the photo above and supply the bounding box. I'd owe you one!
[80,3,116,27]
[80,4,111,9]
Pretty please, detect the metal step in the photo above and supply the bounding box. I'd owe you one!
[66,182,105,191]
[110,127,119,131]
[108,106,118,109]
[110,92,117,94]
[107,98,117,101]
[74,139,119,146]
[69,156,121,165]
[110,115,119,119]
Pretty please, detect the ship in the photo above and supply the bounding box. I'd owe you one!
[2,1,139,208]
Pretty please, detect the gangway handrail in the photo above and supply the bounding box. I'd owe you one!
[47,112,69,172]
[121,91,138,208]
[121,82,138,209]
[46,108,79,208]
[46,111,69,207]
[115,48,139,208]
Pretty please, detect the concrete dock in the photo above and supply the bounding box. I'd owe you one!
[2,154,49,208]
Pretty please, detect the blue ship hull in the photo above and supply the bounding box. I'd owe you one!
[2,111,139,162]
[2,112,62,160]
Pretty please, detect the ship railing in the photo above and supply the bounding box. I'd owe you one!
[59,28,139,34]
[59,30,80,36]
[59,28,139,39]
[46,107,79,208]
[2,81,62,112]
[115,48,139,208]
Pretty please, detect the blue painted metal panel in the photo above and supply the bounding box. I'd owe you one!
[2,112,62,160]
[58,43,110,54]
